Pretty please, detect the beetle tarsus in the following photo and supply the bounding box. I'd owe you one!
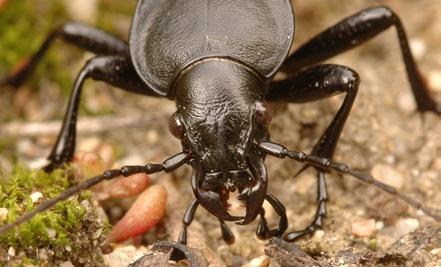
[257,194,288,240]
[220,220,235,244]
[285,172,327,241]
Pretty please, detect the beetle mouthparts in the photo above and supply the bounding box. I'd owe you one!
[192,165,244,222]
[235,157,268,225]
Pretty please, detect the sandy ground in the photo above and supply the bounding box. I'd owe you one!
[1,0,440,266]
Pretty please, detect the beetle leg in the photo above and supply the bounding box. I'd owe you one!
[257,141,441,234]
[267,64,359,240]
[268,64,360,161]
[219,220,235,245]
[44,55,158,172]
[284,172,327,241]
[178,199,199,245]
[256,194,288,240]
[280,6,440,115]
[0,22,128,88]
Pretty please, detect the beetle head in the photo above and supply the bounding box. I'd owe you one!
[171,59,272,224]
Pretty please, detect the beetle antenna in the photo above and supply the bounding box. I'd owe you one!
[343,169,441,221]
[0,152,188,234]
[0,164,163,235]
[257,141,441,221]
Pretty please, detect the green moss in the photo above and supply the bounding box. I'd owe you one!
[0,166,106,265]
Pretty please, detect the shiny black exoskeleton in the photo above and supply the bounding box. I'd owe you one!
[1,0,440,262]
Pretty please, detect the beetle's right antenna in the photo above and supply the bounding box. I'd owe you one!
[257,141,441,221]
[0,152,189,234]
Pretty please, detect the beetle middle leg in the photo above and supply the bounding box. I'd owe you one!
[0,22,128,88]
[281,6,440,115]
[267,64,360,241]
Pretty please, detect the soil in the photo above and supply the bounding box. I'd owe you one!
[0,0,440,266]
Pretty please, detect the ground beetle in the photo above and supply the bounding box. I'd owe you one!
[0,0,440,262]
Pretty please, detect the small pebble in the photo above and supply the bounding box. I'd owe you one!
[409,39,427,59]
[28,158,51,169]
[38,248,48,260]
[29,192,43,203]
[430,248,441,255]
[0,207,8,221]
[375,221,384,230]
[73,151,107,182]
[64,0,97,23]
[312,230,325,241]
[8,246,15,257]
[97,143,115,167]
[428,71,441,92]
[243,256,270,267]
[371,164,404,189]
[397,93,415,114]
[103,245,149,267]
[351,219,376,237]
[93,228,103,240]
[46,228,56,240]
[78,137,101,153]
[59,261,75,267]
[81,200,91,209]
[394,218,420,237]
[146,130,159,144]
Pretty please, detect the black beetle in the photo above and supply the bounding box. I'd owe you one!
[1,0,440,261]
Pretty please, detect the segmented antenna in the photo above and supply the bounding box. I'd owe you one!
[0,164,162,234]
[0,152,188,235]
[258,141,441,221]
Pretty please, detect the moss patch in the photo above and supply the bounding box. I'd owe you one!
[0,166,107,266]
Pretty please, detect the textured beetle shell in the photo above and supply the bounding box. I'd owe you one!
[129,0,294,96]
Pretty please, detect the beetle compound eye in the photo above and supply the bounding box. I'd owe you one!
[254,101,272,126]
[169,112,185,139]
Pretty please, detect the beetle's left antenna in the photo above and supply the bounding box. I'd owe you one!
[0,164,162,234]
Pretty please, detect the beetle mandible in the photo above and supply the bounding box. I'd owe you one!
[0,0,440,260]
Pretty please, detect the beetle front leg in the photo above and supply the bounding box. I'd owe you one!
[256,194,288,240]
[280,6,440,115]
[44,55,158,171]
[284,172,327,241]
[267,64,359,240]
[178,199,199,245]
[0,22,128,88]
